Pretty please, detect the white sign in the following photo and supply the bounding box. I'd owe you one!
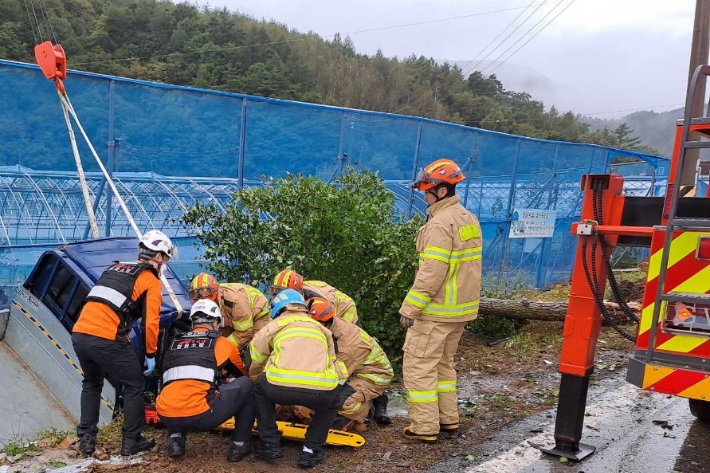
[509,209,556,239]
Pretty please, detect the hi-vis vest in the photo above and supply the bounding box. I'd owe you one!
[85,261,157,338]
[161,330,219,386]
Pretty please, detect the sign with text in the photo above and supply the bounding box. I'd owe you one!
[509,209,556,239]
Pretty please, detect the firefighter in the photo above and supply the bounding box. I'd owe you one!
[188,272,270,349]
[399,158,482,443]
[71,230,174,456]
[249,289,347,469]
[271,269,359,325]
[307,297,393,431]
[156,299,254,462]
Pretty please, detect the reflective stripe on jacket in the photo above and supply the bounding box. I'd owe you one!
[400,195,482,323]
[304,280,359,325]
[330,317,393,387]
[248,308,347,390]
[218,283,269,349]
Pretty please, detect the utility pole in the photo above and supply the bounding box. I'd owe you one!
[682,0,710,188]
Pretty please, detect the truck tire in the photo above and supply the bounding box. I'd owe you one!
[689,398,710,422]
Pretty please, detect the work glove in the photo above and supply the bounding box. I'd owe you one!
[400,315,414,329]
[143,357,156,376]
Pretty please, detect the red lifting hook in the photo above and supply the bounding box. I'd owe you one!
[34,41,67,94]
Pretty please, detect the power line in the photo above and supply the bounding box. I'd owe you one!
[486,0,577,76]
[461,0,543,77]
[479,0,567,76]
[72,2,553,67]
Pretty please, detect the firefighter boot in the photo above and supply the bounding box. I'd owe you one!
[372,394,391,426]
[79,434,96,456]
[121,434,155,456]
[296,446,325,469]
[227,440,251,462]
[254,441,283,460]
[167,433,185,458]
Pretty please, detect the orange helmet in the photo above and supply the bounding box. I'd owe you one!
[272,269,304,291]
[307,297,335,322]
[411,158,464,191]
[189,272,220,302]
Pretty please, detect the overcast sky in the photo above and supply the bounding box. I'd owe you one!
[197,0,697,118]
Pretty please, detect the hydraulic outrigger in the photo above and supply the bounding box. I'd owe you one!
[543,65,710,460]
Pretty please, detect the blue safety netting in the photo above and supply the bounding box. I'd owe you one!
[0,59,670,296]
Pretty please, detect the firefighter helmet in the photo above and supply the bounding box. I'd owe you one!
[189,272,220,302]
[307,297,335,323]
[272,269,304,292]
[270,289,307,318]
[411,158,464,192]
[190,299,223,326]
[139,230,175,258]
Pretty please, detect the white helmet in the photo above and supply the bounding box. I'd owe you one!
[190,299,223,326]
[139,230,175,258]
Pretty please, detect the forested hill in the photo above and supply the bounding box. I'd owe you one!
[1,0,654,152]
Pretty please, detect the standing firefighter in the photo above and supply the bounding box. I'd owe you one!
[308,297,393,431]
[156,299,254,462]
[188,272,270,349]
[71,230,174,456]
[249,290,347,469]
[271,269,359,325]
[399,158,482,443]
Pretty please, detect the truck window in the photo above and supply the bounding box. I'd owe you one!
[45,264,76,315]
[65,283,89,326]
[24,254,57,299]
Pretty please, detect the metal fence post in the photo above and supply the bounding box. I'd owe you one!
[535,143,559,288]
[238,99,248,189]
[105,81,116,236]
[407,121,424,219]
[500,140,521,286]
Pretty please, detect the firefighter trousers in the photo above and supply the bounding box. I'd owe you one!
[159,377,255,442]
[254,375,342,449]
[403,319,466,435]
[338,377,386,423]
[72,333,145,440]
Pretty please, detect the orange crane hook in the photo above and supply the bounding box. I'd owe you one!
[34,41,67,94]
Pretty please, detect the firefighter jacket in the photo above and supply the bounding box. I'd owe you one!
[303,280,359,324]
[156,327,247,418]
[218,283,270,349]
[330,317,393,388]
[73,261,162,357]
[400,195,482,323]
[248,307,348,391]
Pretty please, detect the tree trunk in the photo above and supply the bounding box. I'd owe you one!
[479,297,640,326]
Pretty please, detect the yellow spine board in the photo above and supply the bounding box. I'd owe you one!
[218,419,365,448]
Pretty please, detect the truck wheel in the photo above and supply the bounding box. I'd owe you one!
[689,398,710,422]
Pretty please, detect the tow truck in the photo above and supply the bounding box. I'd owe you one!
[542,65,710,461]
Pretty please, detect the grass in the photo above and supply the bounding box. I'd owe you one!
[0,428,72,459]
[505,332,563,358]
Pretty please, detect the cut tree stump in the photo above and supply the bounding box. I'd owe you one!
[479,297,640,326]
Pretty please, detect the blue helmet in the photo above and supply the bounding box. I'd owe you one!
[270,289,307,318]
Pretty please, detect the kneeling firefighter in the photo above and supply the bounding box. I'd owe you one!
[188,272,270,350]
[308,297,393,431]
[156,300,254,462]
[72,230,173,456]
[249,290,348,469]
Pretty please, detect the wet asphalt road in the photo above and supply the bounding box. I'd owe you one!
[423,373,709,473]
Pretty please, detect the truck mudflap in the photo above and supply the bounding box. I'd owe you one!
[6,289,115,425]
[627,355,710,401]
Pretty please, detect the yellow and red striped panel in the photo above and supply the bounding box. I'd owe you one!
[640,363,710,401]
[637,229,710,358]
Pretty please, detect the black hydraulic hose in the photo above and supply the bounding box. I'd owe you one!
[588,235,637,342]
[592,185,640,323]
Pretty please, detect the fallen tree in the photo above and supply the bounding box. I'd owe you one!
[479,297,641,326]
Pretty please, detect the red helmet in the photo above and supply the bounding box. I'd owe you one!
[189,272,219,302]
[272,269,304,291]
[307,297,335,323]
[411,158,464,191]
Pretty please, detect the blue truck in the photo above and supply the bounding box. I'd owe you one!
[0,237,191,442]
